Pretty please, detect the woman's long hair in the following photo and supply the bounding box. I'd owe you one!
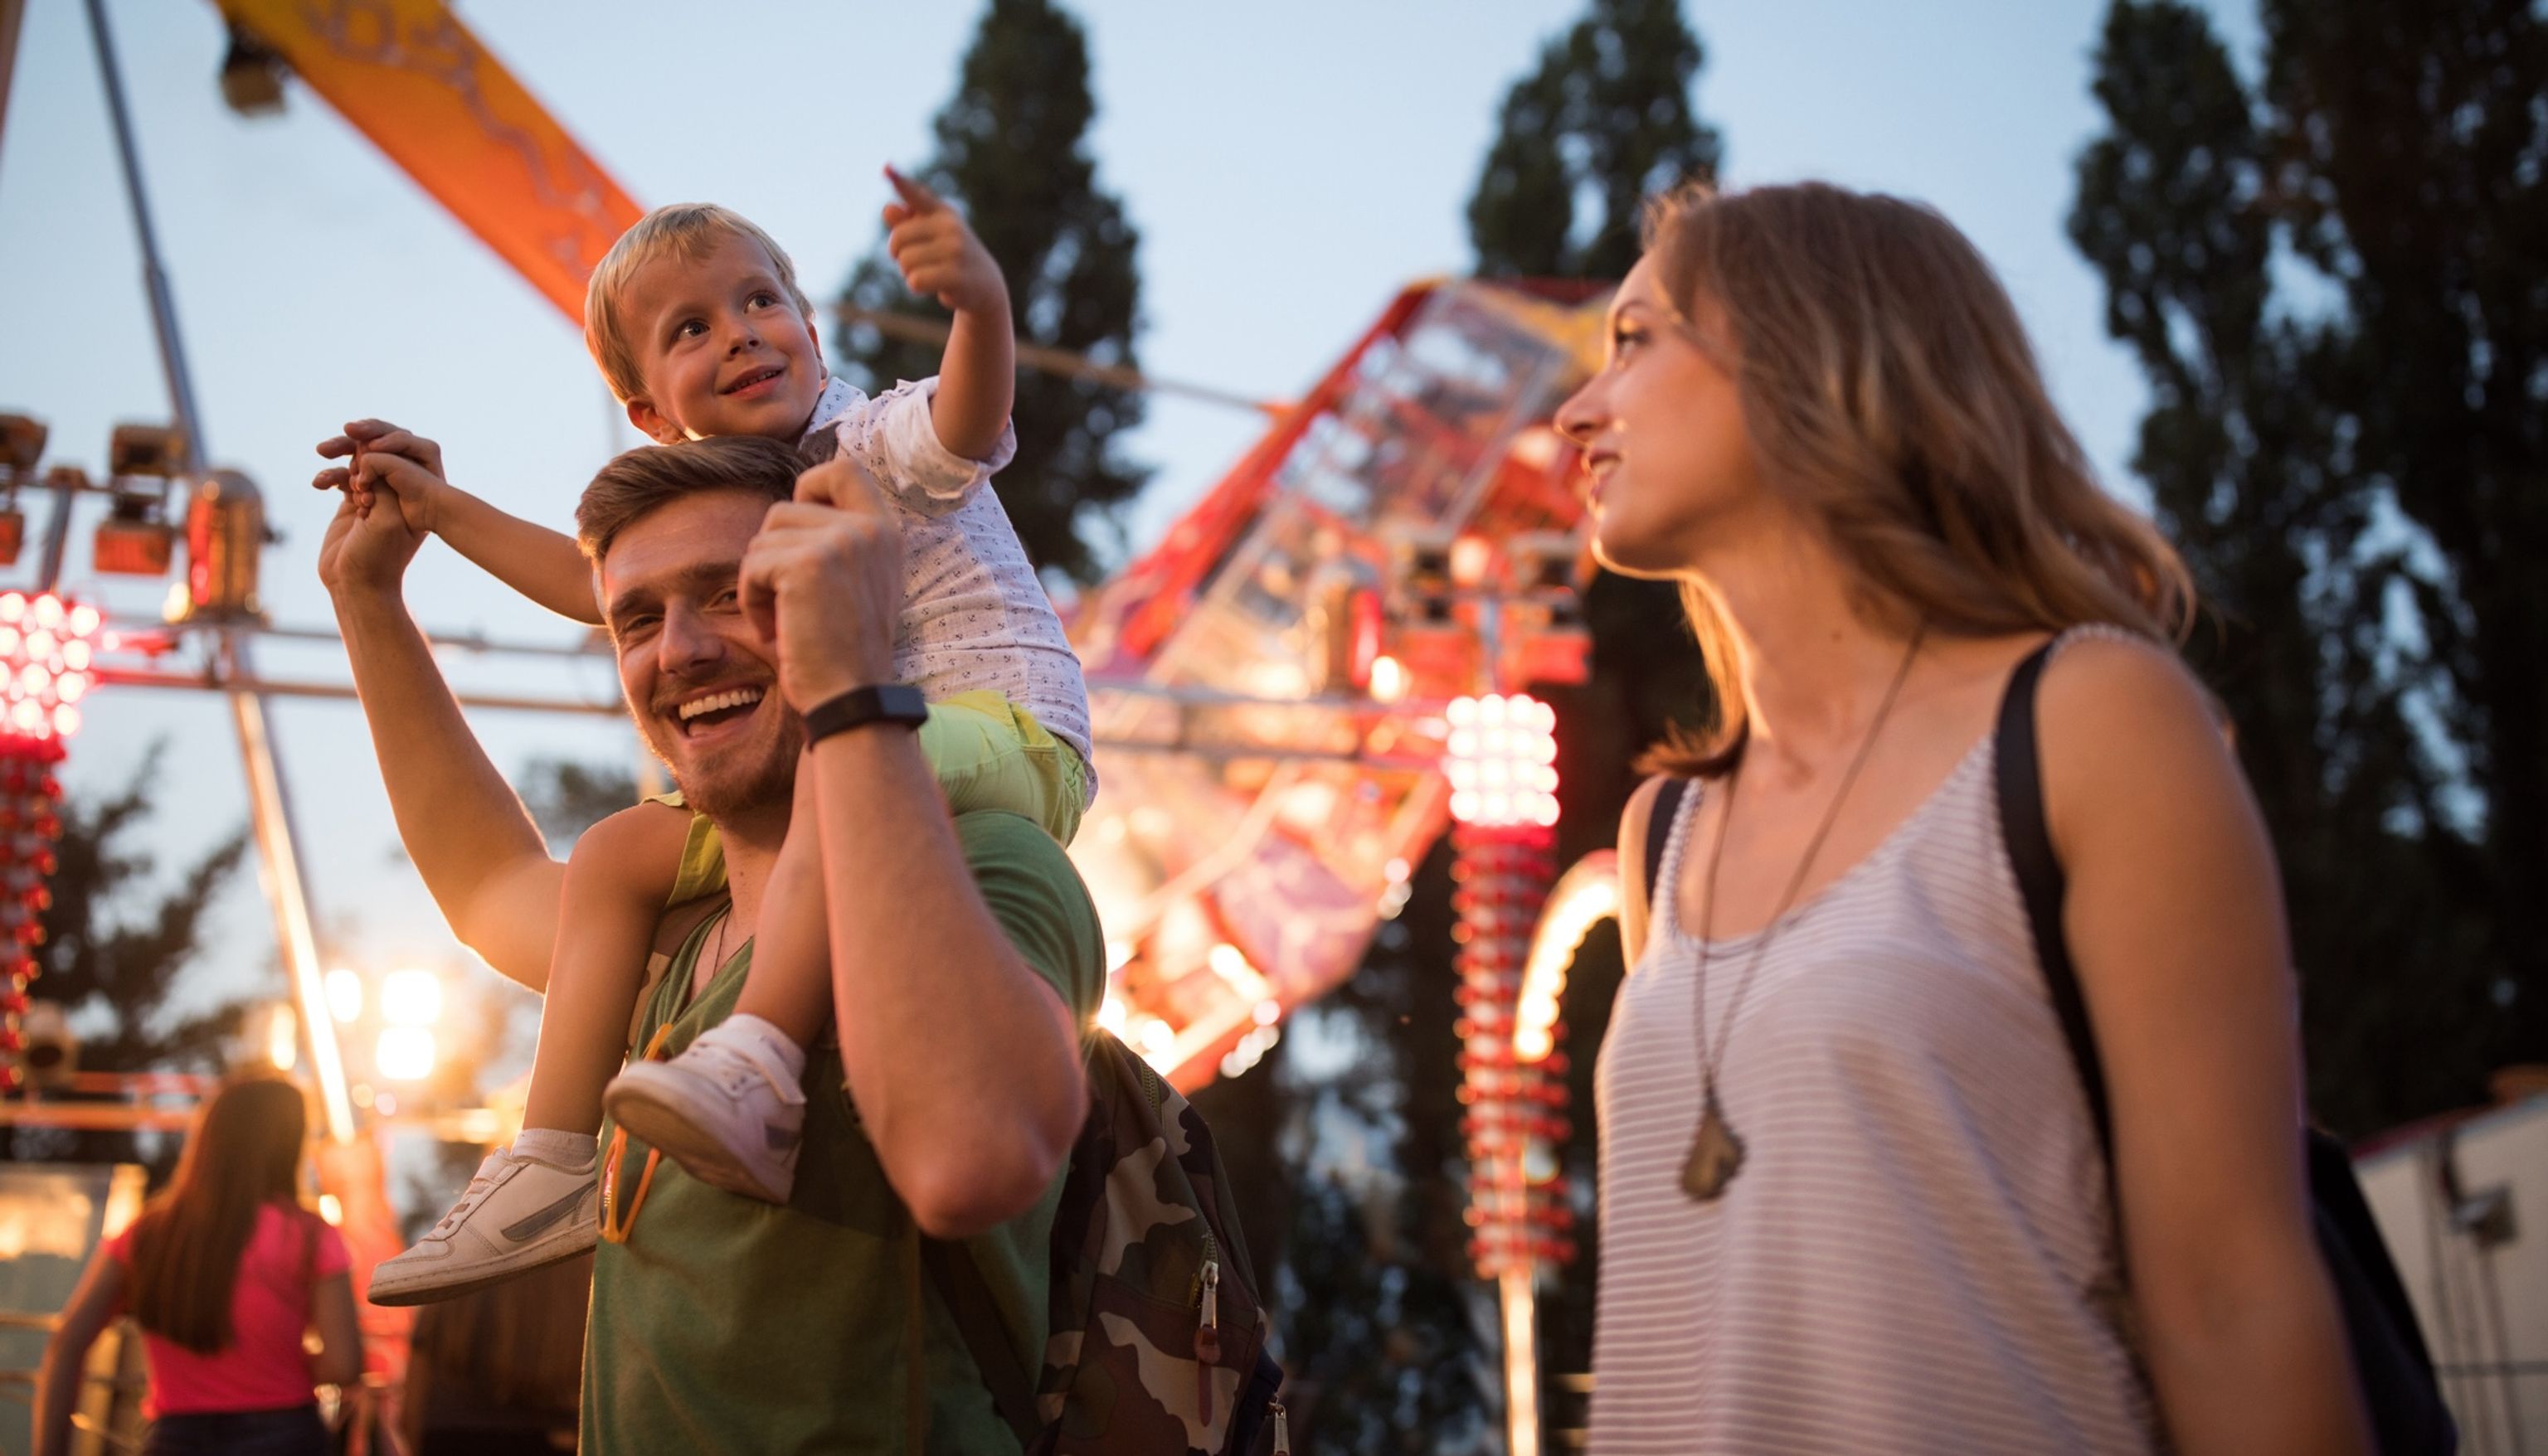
[1636,181,2195,776]
[124,1074,313,1353]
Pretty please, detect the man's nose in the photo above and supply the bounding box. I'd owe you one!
[656,601,727,673]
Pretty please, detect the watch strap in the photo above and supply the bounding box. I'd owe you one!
[803,683,930,743]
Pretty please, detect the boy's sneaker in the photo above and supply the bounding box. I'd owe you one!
[604,1021,805,1205]
[367,1146,597,1307]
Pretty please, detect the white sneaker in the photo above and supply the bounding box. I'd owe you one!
[603,1021,805,1204]
[367,1147,596,1307]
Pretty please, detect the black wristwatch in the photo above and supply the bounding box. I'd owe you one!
[803,683,930,743]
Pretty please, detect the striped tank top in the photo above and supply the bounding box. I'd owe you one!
[1591,649,2163,1454]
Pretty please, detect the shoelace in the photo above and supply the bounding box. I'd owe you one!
[689,1034,808,1109]
[422,1153,509,1241]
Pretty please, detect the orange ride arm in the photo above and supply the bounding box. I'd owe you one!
[215,0,642,322]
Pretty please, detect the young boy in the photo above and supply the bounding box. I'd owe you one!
[323,173,1094,1305]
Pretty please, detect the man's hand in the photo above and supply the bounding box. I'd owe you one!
[314,419,448,536]
[317,472,426,599]
[740,456,904,711]
[884,167,1009,318]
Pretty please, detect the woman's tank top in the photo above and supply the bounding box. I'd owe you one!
[1591,638,2162,1454]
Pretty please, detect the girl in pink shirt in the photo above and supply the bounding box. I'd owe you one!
[36,1075,365,1456]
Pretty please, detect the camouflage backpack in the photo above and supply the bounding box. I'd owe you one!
[923,1032,1287,1455]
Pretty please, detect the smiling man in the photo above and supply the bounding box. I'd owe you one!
[318,435,1101,1454]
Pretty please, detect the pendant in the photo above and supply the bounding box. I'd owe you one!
[1680,1089,1745,1202]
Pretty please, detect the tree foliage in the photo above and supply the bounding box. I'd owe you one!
[2071,0,2547,1133]
[833,0,1147,584]
[1468,0,1722,281]
[3,746,251,1170]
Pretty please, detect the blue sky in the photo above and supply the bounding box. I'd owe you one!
[0,0,2256,1050]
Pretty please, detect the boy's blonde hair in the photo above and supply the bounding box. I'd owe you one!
[583,203,816,405]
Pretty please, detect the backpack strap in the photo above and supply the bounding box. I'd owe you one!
[1640,776,1692,926]
[1991,638,2116,1165]
[919,1236,1043,1449]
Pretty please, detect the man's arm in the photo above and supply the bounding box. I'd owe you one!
[883,167,1015,463]
[814,735,1091,1238]
[742,455,1086,1238]
[318,478,566,988]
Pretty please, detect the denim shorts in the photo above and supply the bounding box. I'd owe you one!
[145,1404,327,1456]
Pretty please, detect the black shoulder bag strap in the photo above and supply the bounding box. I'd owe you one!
[1641,776,1693,932]
[1991,639,2116,1162]
[919,1237,1044,1450]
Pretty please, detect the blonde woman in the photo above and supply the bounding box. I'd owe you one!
[1558,182,2369,1454]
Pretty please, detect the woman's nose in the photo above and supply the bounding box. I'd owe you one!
[1554,376,1605,445]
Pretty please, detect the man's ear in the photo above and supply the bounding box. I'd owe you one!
[625,396,687,445]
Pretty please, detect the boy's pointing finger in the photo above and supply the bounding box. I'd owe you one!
[884,165,945,216]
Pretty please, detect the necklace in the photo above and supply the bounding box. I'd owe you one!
[1680,623,1928,1202]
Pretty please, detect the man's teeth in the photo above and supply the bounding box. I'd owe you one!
[677,687,763,722]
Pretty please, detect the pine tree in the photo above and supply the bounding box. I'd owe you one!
[833,0,1146,584]
[1468,0,1722,280]
[3,745,250,1170]
[2071,0,2547,1132]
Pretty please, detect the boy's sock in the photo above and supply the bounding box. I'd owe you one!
[717,1012,809,1083]
[513,1127,598,1169]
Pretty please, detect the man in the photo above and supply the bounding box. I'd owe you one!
[318,426,1100,1454]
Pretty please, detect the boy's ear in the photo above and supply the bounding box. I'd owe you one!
[799,311,824,363]
[625,396,687,446]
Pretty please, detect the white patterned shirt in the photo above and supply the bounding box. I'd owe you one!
[803,375,1093,781]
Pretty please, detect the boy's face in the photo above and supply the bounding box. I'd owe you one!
[620,231,825,446]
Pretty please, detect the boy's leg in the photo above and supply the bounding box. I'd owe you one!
[918,690,1088,846]
[723,812,830,1048]
[369,803,691,1305]
[601,762,821,1203]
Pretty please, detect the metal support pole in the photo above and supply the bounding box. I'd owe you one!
[224,630,353,1141]
[83,0,206,454]
[85,0,352,1140]
[1500,1268,1543,1456]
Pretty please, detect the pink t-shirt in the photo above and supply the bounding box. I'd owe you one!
[105,1201,351,1415]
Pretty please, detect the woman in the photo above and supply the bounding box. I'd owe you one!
[1558,181,2369,1454]
[36,1075,364,1456]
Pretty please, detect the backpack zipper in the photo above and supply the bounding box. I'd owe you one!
[1195,1255,1223,1427]
[1271,1397,1290,1455]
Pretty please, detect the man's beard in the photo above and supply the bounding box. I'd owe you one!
[640,708,803,820]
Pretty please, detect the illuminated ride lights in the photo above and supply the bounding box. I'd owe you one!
[1447,693,1576,1277]
[0,592,101,1091]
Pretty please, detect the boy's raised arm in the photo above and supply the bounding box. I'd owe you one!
[316,468,566,988]
[317,419,602,625]
[882,167,1015,463]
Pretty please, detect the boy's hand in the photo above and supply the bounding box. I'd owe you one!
[883,167,1009,318]
[314,419,447,536]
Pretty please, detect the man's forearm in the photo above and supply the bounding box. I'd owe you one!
[929,304,1016,463]
[331,586,562,987]
[813,726,1082,1238]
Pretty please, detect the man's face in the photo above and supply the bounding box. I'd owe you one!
[596,490,801,818]
[619,231,826,446]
